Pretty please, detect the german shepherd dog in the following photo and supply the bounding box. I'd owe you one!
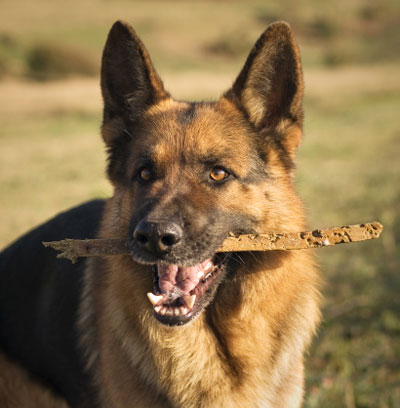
[0,21,320,407]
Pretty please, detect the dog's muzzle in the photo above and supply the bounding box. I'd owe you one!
[131,218,229,326]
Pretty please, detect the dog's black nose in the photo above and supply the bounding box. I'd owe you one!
[133,220,182,254]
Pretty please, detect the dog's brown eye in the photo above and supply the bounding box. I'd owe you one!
[139,168,152,182]
[210,167,229,182]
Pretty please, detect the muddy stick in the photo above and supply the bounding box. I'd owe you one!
[43,222,383,264]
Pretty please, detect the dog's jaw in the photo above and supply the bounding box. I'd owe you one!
[146,254,228,326]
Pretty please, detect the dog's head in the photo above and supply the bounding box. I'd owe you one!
[100,21,305,325]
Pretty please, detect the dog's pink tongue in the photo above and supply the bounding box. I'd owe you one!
[158,259,213,295]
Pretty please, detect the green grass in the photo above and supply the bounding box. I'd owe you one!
[298,85,400,408]
[0,0,399,79]
[0,112,110,244]
[0,0,399,405]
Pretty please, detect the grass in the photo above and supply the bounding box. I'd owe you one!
[0,112,110,243]
[0,0,399,78]
[298,72,400,408]
[0,0,399,406]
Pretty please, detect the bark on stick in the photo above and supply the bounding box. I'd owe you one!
[43,222,383,264]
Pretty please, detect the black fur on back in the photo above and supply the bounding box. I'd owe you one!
[0,199,105,407]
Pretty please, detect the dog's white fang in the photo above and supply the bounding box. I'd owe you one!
[147,292,165,306]
[184,295,196,309]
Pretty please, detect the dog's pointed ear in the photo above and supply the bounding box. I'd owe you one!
[224,22,303,159]
[101,20,169,141]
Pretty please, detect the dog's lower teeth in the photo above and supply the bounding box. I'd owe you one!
[154,304,190,317]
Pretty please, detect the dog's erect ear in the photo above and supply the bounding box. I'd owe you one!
[224,22,304,159]
[101,20,169,128]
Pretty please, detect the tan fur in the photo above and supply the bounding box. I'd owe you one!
[0,353,69,408]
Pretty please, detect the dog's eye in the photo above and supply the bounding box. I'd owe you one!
[138,167,152,182]
[210,167,229,182]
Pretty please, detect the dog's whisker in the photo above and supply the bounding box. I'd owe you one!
[231,253,246,266]
[246,251,263,265]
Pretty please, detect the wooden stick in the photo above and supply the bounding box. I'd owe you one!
[43,222,383,264]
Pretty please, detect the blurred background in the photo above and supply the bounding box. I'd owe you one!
[0,0,399,406]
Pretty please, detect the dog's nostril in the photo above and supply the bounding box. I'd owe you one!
[135,233,148,245]
[157,223,182,251]
[133,221,152,248]
[160,234,176,247]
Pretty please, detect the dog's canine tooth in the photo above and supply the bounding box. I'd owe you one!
[184,295,196,309]
[147,292,165,306]
[154,305,162,314]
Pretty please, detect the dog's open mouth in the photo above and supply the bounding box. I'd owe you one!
[146,254,227,326]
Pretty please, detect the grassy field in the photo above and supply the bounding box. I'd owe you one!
[0,0,399,406]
